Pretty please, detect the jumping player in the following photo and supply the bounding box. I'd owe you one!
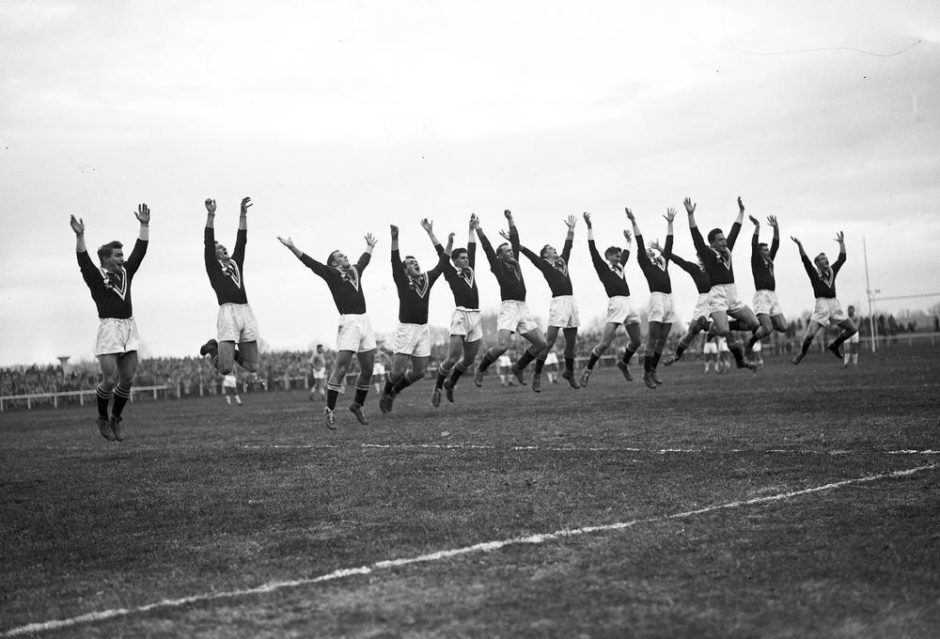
[579,211,642,386]
[685,196,758,370]
[379,220,451,413]
[746,213,788,351]
[472,210,548,387]
[790,232,858,364]
[626,207,676,389]
[278,233,378,429]
[70,203,150,441]
[199,197,262,379]
[432,214,482,407]
[517,214,581,393]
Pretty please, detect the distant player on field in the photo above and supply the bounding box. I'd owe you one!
[199,197,262,381]
[517,214,582,392]
[579,211,643,386]
[685,196,758,370]
[222,372,242,406]
[278,232,378,429]
[432,214,482,407]
[379,220,451,414]
[790,232,858,364]
[308,344,328,401]
[844,305,860,368]
[472,211,548,387]
[746,213,788,352]
[70,203,150,442]
[626,206,677,389]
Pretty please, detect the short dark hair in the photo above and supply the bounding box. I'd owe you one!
[451,247,468,261]
[497,242,511,254]
[97,241,123,264]
[539,244,553,258]
[758,242,769,250]
[707,228,724,243]
[604,246,621,259]
[402,255,417,269]
[327,250,341,267]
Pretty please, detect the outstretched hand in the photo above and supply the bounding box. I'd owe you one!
[623,229,632,242]
[204,198,216,214]
[624,207,636,222]
[564,214,577,231]
[469,213,480,230]
[737,196,745,213]
[365,233,378,248]
[767,214,778,229]
[69,214,85,235]
[503,209,513,221]
[419,218,433,233]
[498,229,511,241]
[276,236,295,250]
[790,235,802,246]
[582,211,592,227]
[390,224,399,238]
[663,207,677,223]
[834,230,844,243]
[240,197,253,215]
[134,203,150,224]
[748,214,759,226]
[683,197,696,215]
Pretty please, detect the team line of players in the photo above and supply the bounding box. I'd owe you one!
[71,196,858,438]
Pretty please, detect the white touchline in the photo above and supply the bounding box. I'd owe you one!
[3,464,935,637]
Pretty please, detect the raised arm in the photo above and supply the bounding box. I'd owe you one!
[584,212,607,272]
[626,207,648,265]
[832,230,847,272]
[356,233,377,273]
[749,213,761,255]
[238,196,251,231]
[70,215,86,253]
[475,220,498,267]
[662,207,675,259]
[726,196,745,249]
[125,203,150,271]
[791,236,815,278]
[419,218,441,249]
[505,209,520,257]
[204,198,216,230]
[561,214,576,262]
[768,215,780,259]
[685,197,707,254]
[621,228,632,266]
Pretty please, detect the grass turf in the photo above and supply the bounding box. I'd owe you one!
[1,346,938,637]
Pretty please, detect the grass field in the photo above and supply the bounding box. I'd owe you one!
[2,348,939,638]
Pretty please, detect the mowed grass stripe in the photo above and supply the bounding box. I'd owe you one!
[4,463,934,638]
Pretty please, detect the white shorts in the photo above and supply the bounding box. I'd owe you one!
[707,284,746,315]
[313,367,327,380]
[545,351,559,366]
[449,308,483,342]
[393,323,432,358]
[336,313,377,353]
[811,298,848,327]
[217,303,259,344]
[751,341,762,353]
[647,292,678,324]
[848,329,860,344]
[222,374,237,389]
[605,296,640,326]
[95,318,141,356]
[373,362,386,376]
[703,341,718,355]
[547,295,580,328]
[691,293,710,323]
[753,290,784,316]
[497,300,539,334]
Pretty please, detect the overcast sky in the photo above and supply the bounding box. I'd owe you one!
[1,0,938,367]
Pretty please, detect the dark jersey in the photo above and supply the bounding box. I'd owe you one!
[800,251,845,298]
[519,236,574,297]
[478,228,526,302]
[691,221,741,287]
[751,232,780,291]
[635,233,674,294]
[670,253,711,294]
[205,227,248,305]
[587,239,631,297]
[442,242,480,309]
[391,246,449,324]
[299,252,372,314]
[77,238,148,319]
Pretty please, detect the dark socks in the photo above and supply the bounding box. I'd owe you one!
[95,384,111,418]
[111,383,131,418]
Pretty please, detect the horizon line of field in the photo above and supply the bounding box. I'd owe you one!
[3,463,936,637]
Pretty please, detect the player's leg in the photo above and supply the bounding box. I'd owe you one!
[434,335,463,401]
[617,321,642,381]
[748,313,773,349]
[475,329,512,387]
[95,354,119,440]
[325,349,354,428]
[349,348,375,424]
[793,321,823,364]
[828,316,858,359]
[234,340,260,373]
[665,316,707,365]
[727,306,759,369]
[560,327,580,388]
[109,350,139,441]
[771,314,788,333]
[533,326,560,392]
[582,322,618,385]
[381,352,411,413]
[446,337,479,402]
[216,341,236,375]
[514,327,547,386]
[643,321,662,389]
[651,322,671,384]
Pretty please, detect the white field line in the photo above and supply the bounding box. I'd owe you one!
[3,463,936,637]
[237,443,940,456]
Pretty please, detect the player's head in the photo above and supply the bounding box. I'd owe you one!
[814,252,830,269]
[647,247,663,263]
[328,250,350,269]
[604,246,622,265]
[707,228,727,250]
[497,242,515,261]
[316,343,323,353]
[451,247,469,269]
[97,241,124,269]
[402,255,422,276]
[758,242,771,259]
[215,241,230,263]
[847,305,855,315]
[540,244,558,259]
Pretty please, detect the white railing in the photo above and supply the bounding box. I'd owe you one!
[0,385,171,412]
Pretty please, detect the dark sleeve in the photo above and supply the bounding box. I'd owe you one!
[204,227,216,275]
[232,228,247,266]
[691,225,707,256]
[635,234,649,267]
[391,248,406,287]
[799,252,816,281]
[670,252,697,275]
[124,238,148,276]
[355,252,372,274]
[620,247,631,267]
[428,244,449,283]
[477,231,498,269]
[519,244,543,268]
[510,225,521,260]
[832,250,846,276]
[468,241,476,269]
[77,250,100,288]
[561,236,573,263]
[588,239,606,275]
[662,234,674,263]
[726,221,742,250]
[770,231,779,260]
[299,253,331,280]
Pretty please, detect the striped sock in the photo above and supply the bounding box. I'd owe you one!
[95,383,112,418]
[112,383,132,418]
